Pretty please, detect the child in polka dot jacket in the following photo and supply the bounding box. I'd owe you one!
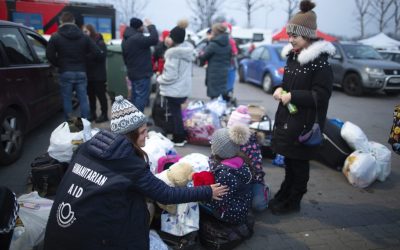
[228,105,269,212]
[204,124,253,225]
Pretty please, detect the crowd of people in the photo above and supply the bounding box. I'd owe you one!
[29,0,335,249]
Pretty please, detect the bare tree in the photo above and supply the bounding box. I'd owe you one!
[114,0,149,25]
[394,0,400,35]
[354,0,371,38]
[369,0,395,32]
[233,0,265,28]
[284,0,299,22]
[186,0,225,31]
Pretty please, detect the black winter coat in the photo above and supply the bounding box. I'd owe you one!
[122,25,159,81]
[46,23,102,73]
[272,41,335,160]
[44,130,211,250]
[199,33,231,98]
[86,33,107,82]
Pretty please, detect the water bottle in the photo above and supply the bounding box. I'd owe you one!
[281,90,298,114]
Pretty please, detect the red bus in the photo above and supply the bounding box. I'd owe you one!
[0,0,116,42]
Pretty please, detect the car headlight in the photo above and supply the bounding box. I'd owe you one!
[365,67,384,77]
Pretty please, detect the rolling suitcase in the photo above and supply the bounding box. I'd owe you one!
[314,119,353,171]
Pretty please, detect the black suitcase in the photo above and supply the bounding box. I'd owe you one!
[151,91,175,134]
[314,119,353,171]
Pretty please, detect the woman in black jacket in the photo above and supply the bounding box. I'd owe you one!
[83,24,109,123]
[43,96,228,250]
[270,0,335,215]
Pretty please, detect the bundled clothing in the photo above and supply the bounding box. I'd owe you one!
[240,133,265,184]
[204,157,252,225]
[44,130,211,250]
[198,33,231,99]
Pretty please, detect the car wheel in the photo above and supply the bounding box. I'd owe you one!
[384,90,400,96]
[343,73,363,96]
[262,74,273,93]
[239,66,246,83]
[0,108,24,166]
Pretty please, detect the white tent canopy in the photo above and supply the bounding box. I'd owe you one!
[358,33,400,50]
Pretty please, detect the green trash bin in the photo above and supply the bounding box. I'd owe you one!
[106,44,129,101]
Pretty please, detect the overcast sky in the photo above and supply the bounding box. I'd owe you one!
[85,0,396,38]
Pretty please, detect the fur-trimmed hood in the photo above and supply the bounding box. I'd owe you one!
[164,43,194,62]
[281,40,335,65]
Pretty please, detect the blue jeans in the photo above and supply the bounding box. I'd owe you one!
[226,66,236,92]
[252,183,269,212]
[59,71,90,120]
[130,78,150,112]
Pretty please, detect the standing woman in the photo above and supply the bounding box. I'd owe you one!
[270,0,335,215]
[198,23,231,101]
[157,25,194,146]
[82,24,109,123]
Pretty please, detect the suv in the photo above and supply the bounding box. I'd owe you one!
[0,21,62,165]
[379,50,400,64]
[329,42,400,96]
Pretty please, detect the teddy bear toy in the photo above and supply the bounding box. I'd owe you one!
[155,161,194,214]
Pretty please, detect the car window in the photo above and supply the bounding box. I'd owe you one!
[393,54,400,63]
[0,27,34,65]
[274,47,285,61]
[26,33,48,63]
[332,44,343,59]
[250,47,264,60]
[341,44,382,60]
[260,49,270,61]
[379,53,391,60]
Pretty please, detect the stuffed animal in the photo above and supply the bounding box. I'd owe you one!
[155,162,193,214]
[192,171,215,187]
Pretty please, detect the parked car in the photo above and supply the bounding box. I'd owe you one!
[329,42,400,96]
[379,50,400,64]
[238,44,286,93]
[0,20,62,165]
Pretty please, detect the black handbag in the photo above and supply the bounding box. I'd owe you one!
[31,153,68,197]
[298,91,323,146]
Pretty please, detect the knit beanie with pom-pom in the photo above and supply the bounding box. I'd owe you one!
[211,124,250,159]
[286,0,317,39]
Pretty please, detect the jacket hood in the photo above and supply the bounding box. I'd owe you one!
[282,40,336,65]
[123,27,140,40]
[58,23,84,40]
[87,130,134,160]
[164,44,194,62]
[211,33,229,47]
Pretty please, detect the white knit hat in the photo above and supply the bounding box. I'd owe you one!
[110,95,147,134]
[210,125,250,159]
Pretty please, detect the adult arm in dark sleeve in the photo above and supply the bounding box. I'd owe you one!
[136,25,159,48]
[290,60,333,108]
[198,42,216,66]
[86,36,103,61]
[46,36,58,67]
[87,36,107,63]
[131,164,212,204]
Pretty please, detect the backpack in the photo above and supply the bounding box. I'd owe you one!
[157,154,181,173]
[30,153,68,197]
[199,211,254,250]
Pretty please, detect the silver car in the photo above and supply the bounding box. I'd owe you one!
[329,42,400,96]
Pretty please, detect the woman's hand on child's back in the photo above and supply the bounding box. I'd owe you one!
[210,183,229,200]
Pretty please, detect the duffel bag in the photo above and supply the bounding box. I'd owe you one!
[199,211,254,250]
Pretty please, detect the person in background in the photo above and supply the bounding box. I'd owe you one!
[198,23,231,101]
[227,105,269,212]
[122,17,158,112]
[186,34,195,47]
[223,22,239,101]
[203,124,253,224]
[43,96,228,250]
[82,24,109,123]
[46,12,102,121]
[270,0,334,215]
[157,25,194,146]
[152,30,170,76]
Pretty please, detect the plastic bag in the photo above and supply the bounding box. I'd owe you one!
[369,141,391,182]
[342,150,378,188]
[149,230,168,250]
[341,121,370,152]
[184,109,221,145]
[142,131,174,174]
[206,96,227,117]
[48,122,83,162]
[179,153,210,173]
[161,202,199,236]
[14,192,53,248]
